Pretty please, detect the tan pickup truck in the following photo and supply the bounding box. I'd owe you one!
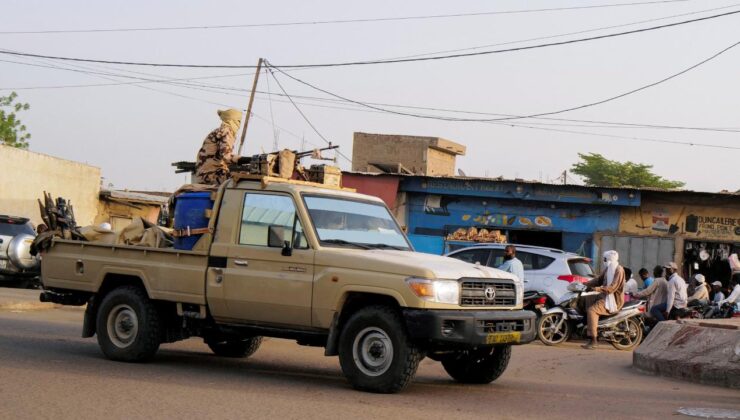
[40,177,535,393]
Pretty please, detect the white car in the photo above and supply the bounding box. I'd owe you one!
[446,243,594,306]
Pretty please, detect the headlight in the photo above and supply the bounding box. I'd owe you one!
[406,278,459,304]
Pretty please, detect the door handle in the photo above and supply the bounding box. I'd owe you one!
[234,260,249,267]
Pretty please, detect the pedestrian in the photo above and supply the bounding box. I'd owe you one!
[639,268,653,289]
[581,250,625,350]
[664,262,688,319]
[711,281,725,304]
[624,267,638,299]
[687,274,709,306]
[499,245,524,283]
[195,108,242,185]
[632,265,669,321]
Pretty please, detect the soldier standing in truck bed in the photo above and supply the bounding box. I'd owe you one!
[195,109,242,185]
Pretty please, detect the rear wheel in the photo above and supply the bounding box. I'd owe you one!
[96,286,161,362]
[537,313,571,346]
[441,345,511,384]
[207,337,262,358]
[338,305,422,393]
[611,317,643,351]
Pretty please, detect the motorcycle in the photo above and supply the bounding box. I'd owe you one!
[523,290,549,317]
[537,282,646,351]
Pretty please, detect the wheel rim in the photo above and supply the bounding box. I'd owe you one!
[540,314,567,343]
[352,327,394,377]
[616,319,640,347]
[107,304,139,348]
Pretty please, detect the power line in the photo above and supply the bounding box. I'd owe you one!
[383,3,740,60]
[496,122,740,150]
[5,54,739,134]
[0,1,692,35]
[1,9,738,69]
[265,65,352,163]
[265,37,740,123]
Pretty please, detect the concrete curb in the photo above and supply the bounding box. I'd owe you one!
[633,319,740,389]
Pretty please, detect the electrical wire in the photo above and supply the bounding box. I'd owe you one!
[4,55,739,133]
[266,65,352,163]
[1,9,738,69]
[0,1,692,35]
[265,37,740,123]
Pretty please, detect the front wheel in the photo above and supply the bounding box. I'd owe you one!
[537,313,571,346]
[441,345,511,384]
[338,305,422,393]
[610,317,643,351]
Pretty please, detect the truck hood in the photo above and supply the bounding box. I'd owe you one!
[317,248,518,281]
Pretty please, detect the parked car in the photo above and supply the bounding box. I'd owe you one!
[0,215,40,287]
[446,243,594,306]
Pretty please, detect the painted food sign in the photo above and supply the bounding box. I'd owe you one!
[463,214,555,229]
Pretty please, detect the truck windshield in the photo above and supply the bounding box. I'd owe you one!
[303,195,411,250]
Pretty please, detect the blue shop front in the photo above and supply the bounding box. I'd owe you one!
[396,177,641,258]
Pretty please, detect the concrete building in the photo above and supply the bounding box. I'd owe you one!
[343,171,740,285]
[351,132,465,176]
[0,145,101,226]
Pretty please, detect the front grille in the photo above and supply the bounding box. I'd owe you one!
[477,319,529,333]
[460,279,516,307]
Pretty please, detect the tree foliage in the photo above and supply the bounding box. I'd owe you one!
[571,153,685,189]
[0,92,31,149]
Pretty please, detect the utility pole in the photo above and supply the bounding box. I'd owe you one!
[237,58,263,156]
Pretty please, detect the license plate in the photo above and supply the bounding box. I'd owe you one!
[486,331,521,345]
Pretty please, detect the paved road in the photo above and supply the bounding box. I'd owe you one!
[1,306,738,420]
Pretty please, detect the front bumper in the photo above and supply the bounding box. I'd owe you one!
[403,309,537,347]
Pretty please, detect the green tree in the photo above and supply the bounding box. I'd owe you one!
[571,153,685,189]
[0,92,31,149]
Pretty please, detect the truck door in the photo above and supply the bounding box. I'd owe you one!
[218,191,314,327]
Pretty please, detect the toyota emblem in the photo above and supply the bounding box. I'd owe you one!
[484,287,496,301]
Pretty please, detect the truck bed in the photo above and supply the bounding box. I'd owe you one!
[41,239,209,305]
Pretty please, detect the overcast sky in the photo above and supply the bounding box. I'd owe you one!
[2,0,739,193]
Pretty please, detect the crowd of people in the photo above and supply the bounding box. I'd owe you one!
[626,257,740,322]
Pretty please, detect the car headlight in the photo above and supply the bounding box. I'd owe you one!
[406,278,459,304]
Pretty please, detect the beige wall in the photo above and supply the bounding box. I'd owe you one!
[95,200,161,231]
[351,132,465,176]
[0,145,101,226]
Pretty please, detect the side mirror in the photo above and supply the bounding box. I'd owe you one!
[282,240,292,257]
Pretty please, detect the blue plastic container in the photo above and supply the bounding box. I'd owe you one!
[173,192,214,250]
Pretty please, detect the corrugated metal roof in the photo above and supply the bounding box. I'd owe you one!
[343,171,740,198]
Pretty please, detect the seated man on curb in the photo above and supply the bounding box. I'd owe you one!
[581,250,625,350]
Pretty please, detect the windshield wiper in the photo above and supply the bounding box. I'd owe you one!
[321,239,372,249]
[364,243,408,251]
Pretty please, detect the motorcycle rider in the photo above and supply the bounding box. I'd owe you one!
[581,250,626,350]
[632,265,669,321]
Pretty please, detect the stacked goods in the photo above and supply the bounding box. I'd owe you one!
[446,227,506,243]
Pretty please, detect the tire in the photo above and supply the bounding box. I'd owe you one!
[207,337,262,358]
[441,345,512,384]
[338,305,422,393]
[537,312,571,346]
[96,285,161,362]
[610,317,643,351]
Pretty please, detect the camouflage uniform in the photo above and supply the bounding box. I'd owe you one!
[195,125,236,185]
[195,109,241,185]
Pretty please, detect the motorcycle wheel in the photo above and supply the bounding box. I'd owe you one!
[537,313,571,346]
[610,317,643,351]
